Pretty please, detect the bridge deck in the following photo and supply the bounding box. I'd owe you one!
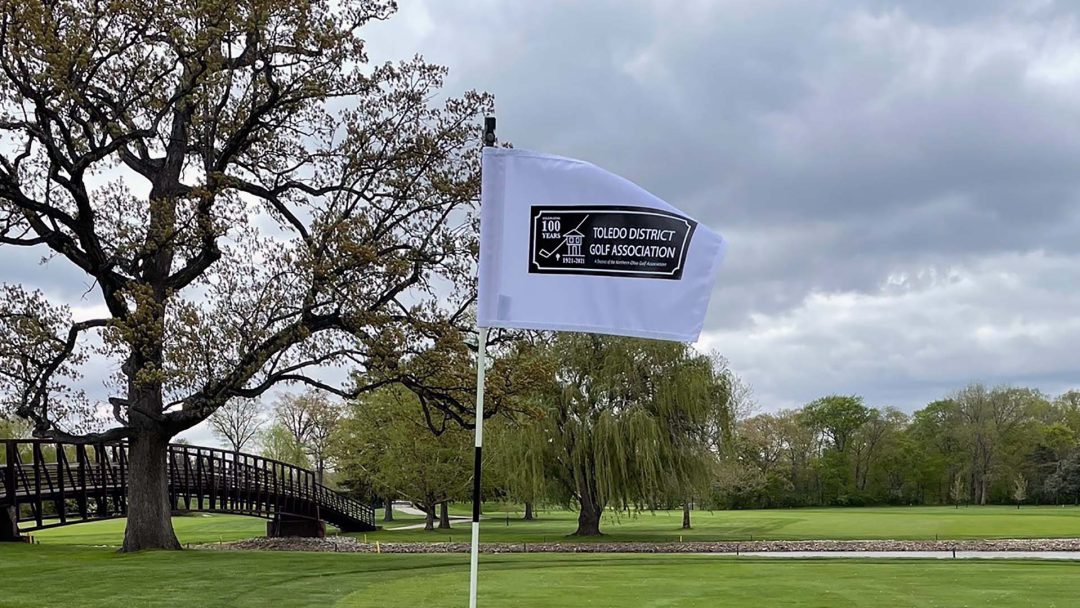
[1,439,375,534]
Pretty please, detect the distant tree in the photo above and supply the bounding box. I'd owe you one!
[801,395,873,504]
[334,387,470,531]
[953,385,1038,505]
[258,423,309,468]
[909,400,964,503]
[712,454,768,509]
[208,398,264,452]
[0,415,29,439]
[802,395,871,454]
[1055,390,1080,437]
[726,412,790,508]
[950,475,966,509]
[1045,453,1080,506]
[274,393,317,449]
[1058,390,1080,409]
[850,408,904,495]
[306,396,342,485]
[1012,473,1028,509]
[273,391,340,484]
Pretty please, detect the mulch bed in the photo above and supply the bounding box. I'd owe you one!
[200,536,1080,554]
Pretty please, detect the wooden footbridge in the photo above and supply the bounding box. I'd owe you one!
[1,439,376,540]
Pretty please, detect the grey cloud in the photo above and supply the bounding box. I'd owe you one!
[4,0,1078,414]
[377,0,1080,408]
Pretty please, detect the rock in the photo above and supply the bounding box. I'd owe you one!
[196,536,1080,554]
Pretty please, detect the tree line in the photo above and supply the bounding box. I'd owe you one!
[7,342,1079,537]
[331,334,738,535]
[720,386,1080,509]
[325,376,1080,535]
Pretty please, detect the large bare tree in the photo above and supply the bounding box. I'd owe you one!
[208,397,264,452]
[0,0,492,551]
[272,390,339,483]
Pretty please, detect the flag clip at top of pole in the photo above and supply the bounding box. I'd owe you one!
[477,145,727,343]
[483,116,497,147]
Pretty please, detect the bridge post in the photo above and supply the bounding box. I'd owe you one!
[4,441,14,507]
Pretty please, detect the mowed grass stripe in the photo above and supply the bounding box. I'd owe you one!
[370,505,1080,543]
[2,545,1080,607]
[26,505,1080,546]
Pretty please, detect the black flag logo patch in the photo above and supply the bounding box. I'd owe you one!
[529,205,697,280]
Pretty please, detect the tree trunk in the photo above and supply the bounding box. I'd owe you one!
[523,501,535,521]
[383,498,394,522]
[121,431,181,552]
[682,501,692,530]
[571,479,603,536]
[573,502,602,536]
[423,504,435,531]
[438,501,451,529]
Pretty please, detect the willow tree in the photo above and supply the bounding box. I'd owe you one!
[0,0,491,551]
[488,413,554,521]
[525,334,731,536]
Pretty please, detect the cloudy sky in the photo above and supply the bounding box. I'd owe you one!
[359,0,1080,413]
[5,0,1080,444]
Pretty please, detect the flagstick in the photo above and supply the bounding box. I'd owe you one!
[469,325,489,608]
[468,115,497,608]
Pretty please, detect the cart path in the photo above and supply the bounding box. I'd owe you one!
[384,502,473,531]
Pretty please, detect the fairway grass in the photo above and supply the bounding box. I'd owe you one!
[367,504,1080,543]
[28,513,269,546]
[26,505,1080,546]
[1,545,1079,607]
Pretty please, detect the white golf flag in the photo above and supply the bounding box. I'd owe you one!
[477,148,726,342]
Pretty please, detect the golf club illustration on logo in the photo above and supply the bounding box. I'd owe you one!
[537,214,588,262]
[529,205,698,279]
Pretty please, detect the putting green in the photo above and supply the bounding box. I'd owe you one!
[344,555,1080,607]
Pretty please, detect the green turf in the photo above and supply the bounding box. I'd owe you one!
[367,505,1080,543]
[1,544,1078,607]
[27,505,1080,546]
[28,513,269,546]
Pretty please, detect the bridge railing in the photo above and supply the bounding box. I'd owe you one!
[2,440,127,528]
[165,443,320,520]
[2,439,374,532]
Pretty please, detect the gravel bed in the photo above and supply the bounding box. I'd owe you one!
[199,537,1080,554]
